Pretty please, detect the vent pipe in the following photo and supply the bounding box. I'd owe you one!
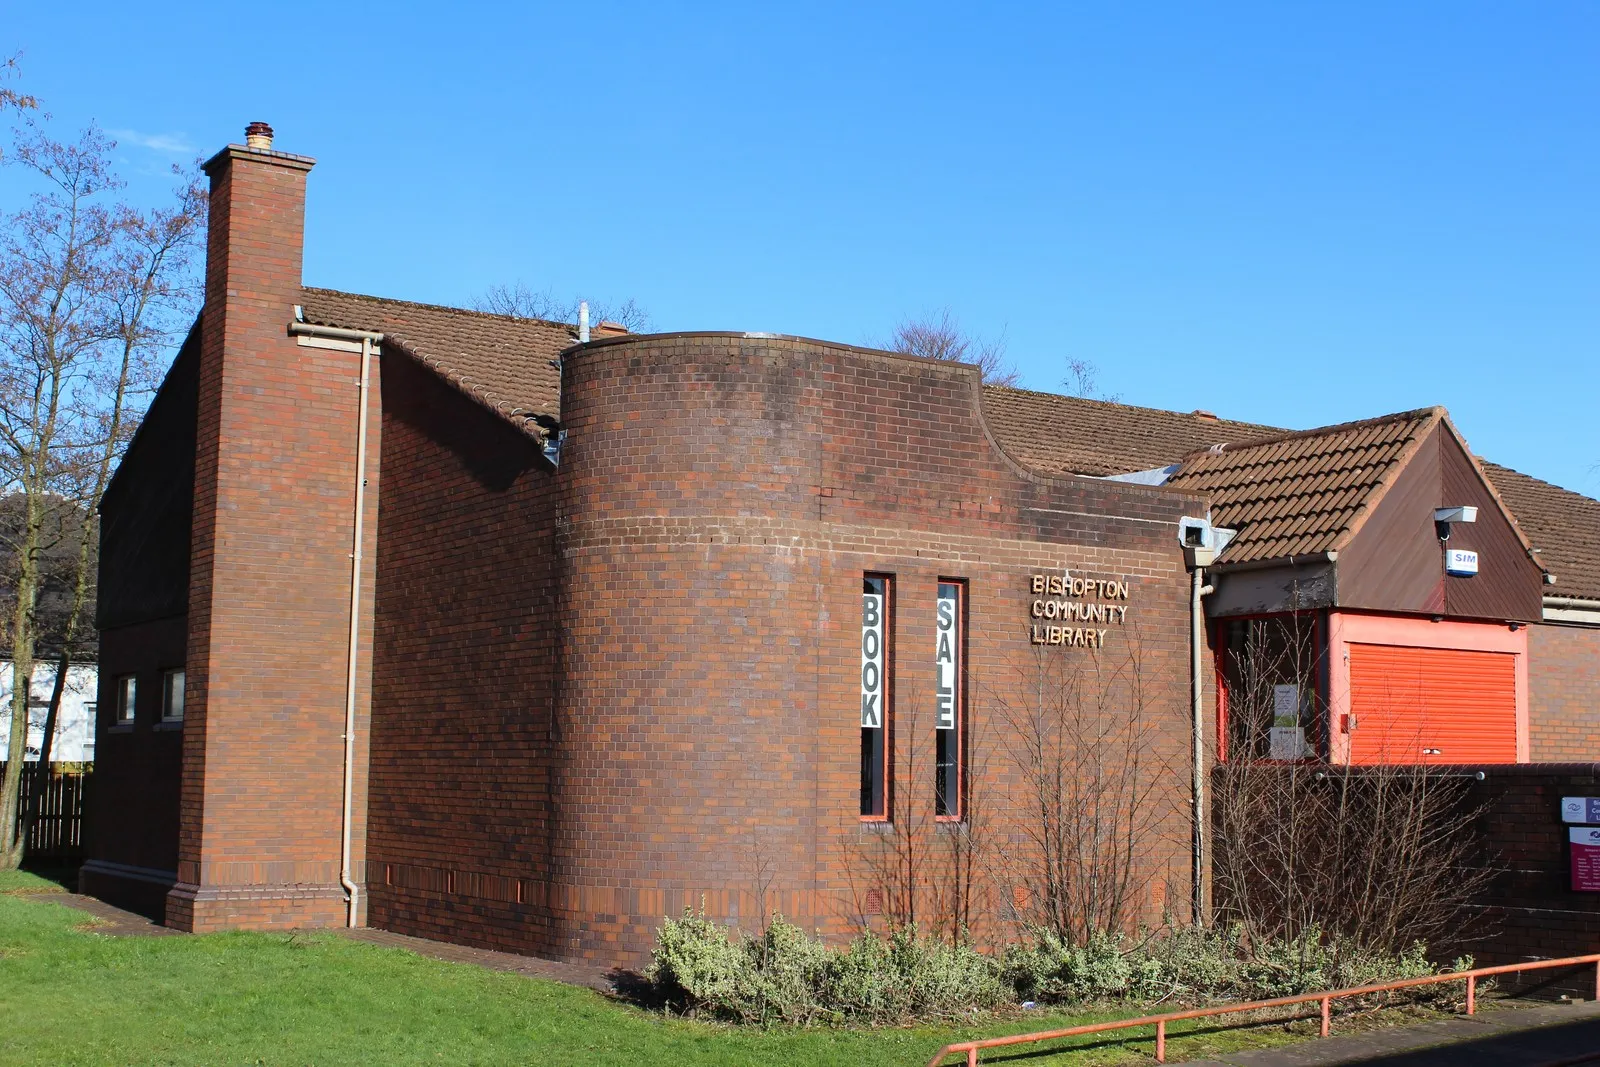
[578,300,590,343]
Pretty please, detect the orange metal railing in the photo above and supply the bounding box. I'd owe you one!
[926,952,1600,1066]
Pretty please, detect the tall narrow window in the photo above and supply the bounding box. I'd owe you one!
[860,575,892,819]
[116,675,137,724]
[162,669,186,722]
[935,581,965,819]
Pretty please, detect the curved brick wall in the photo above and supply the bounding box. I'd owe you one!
[539,333,1202,962]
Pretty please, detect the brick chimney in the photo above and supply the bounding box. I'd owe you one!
[169,125,374,931]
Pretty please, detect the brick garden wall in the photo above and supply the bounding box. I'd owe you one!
[1212,763,1600,995]
[1460,764,1600,974]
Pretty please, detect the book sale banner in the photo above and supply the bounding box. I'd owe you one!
[861,589,885,729]
[935,586,960,731]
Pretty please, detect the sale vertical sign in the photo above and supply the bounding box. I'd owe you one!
[934,587,960,731]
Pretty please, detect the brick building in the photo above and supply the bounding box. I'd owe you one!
[80,126,1600,965]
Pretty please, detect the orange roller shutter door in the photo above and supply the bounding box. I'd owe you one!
[1347,643,1518,764]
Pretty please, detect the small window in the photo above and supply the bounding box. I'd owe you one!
[1220,615,1321,761]
[935,581,966,820]
[115,676,137,724]
[162,669,185,722]
[860,575,893,820]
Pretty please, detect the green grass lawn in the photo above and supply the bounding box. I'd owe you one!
[0,869,1379,1066]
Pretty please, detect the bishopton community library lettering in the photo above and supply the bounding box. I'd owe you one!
[81,125,1600,966]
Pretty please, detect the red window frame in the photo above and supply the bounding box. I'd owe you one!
[1213,611,1327,764]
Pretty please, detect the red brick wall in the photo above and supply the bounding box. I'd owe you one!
[168,143,377,931]
[362,353,557,952]
[79,615,187,918]
[83,327,200,919]
[363,331,1209,967]
[1529,623,1600,761]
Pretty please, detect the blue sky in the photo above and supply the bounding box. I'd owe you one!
[6,3,1597,492]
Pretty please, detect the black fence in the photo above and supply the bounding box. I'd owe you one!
[1,764,90,864]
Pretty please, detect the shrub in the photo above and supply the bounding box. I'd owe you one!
[646,910,1468,1027]
[1002,923,1467,1009]
[647,909,757,1021]
[646,910,1004,1025]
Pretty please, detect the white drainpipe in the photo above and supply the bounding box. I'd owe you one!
[1190,565,1215,927]
[289,315,383,929]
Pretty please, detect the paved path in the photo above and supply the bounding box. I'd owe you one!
[1179,998,1600,1066]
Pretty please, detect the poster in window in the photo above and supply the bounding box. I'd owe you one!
[935,586,960,731]
[861,589,885,728]
[1272,684,1301,727]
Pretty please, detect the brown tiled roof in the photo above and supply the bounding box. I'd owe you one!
[297,287,572,437]
[1480,461,1600,602]
[1164,408,1443,565]
[980,385,1279,477]
[285,295,1598,595]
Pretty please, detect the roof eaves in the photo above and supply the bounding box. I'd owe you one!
[1175,406,1444,464]
[1325,407,1444,555]
[1437,414,1548,578]
[379,332,546,442]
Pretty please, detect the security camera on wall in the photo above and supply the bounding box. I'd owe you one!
[1434,506,1478,542]
[1179,517,1236,568]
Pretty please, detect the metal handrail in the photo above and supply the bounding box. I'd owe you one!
[926,952,1600,1066]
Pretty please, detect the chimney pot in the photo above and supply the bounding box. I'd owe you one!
[245,122,275,150]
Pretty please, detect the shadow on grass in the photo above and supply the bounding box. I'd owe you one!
[606,967,666,1009]
[17,863,76,891]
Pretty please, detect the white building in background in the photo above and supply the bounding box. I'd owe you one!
[0,662,98,762]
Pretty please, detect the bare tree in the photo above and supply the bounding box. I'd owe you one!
[0,82,206,866]
[842,692,933,934]
[476,283,652,332]
[1062,357,1119,402]
[838,690,995,946]
[928,696,992,945]
[991,630,1175,943]
[883,308,1020,387]
[1210,614,1495,960]
[0,54,38,131]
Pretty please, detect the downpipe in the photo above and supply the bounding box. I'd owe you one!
[289,318,381,929]
[1190,565,1215,927]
